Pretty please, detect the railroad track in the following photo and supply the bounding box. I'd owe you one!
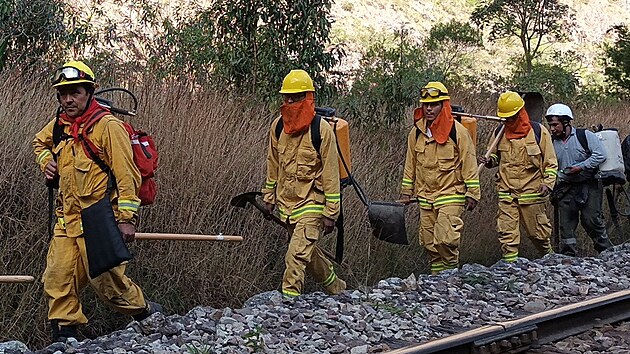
[386,290,630,354]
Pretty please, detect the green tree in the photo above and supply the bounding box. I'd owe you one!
[157,0,343,102]
[604,24,630,96]
[343,29,437,129]
[0,0,66,71]
[471,0,572,74]
[425,20,483,83]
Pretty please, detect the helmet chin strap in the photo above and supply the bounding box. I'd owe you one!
[561,120,572,139]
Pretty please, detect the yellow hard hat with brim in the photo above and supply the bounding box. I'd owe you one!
[279,69,315,94]
[51,60,96,88]
[497,91,525,118]
[419,81,451,103]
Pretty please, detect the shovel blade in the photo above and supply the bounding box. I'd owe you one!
[518,91,545,122]
[230,191,262,208]
[368,201,408,245]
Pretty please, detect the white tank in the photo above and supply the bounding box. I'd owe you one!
[595,129,625,184]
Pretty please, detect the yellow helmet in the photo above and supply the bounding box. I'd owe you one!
[279,69,315,94]
[419,81,451,103]
[51,60,96,88]
[497,91,525,118]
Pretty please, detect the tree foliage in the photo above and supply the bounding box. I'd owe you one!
[471,0,572,73]
[604,24,630,96]
[0,0,66,71]
[343,30,439,129]
[158,0,343,102]
[424,20,483,83]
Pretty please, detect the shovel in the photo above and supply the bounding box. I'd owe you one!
[135,233,243,242]
[230,191,341,265]
[478,124,506,175]
[367,201,408,245]
[519,91,545,122]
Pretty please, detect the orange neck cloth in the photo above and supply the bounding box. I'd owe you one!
[280,92,316,134]
[504,108,531,140]
[59,98,104,140]
[413,100,454,145]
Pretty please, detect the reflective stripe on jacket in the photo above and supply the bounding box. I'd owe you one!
[33,115,141,237]
[488,124,558,204]
[262,117,341,221]
[401,119,480,208]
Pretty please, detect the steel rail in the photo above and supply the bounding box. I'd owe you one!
[386,290,630,354]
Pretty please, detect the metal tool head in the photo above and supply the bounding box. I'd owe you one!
[230,191,263,208]
[518,91,545,122]
[368,201,409,245]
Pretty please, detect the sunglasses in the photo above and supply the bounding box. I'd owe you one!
[420,87,448,98]
[51,67,94,85]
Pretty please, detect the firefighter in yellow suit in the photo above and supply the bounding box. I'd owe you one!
[400,82,481,273]
[33,61,160,342]
[479,92,557,262]
[262,69,346,298]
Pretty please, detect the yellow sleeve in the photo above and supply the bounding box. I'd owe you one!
[33,119,56,172]
[102,118,141,224]
[320,120,341,221]
[540,126,558,189]
[459,125,481,201]
[401,129,416,196]
[262,118,280,205]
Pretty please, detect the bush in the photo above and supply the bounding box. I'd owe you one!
[342,30,439,129]
[154,0,343,103]
[510,61,579,102]
[0,0,66,71]
[604,24,630,97]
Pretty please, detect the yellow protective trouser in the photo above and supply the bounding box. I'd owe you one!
[283,216,345,297]
[419,205,464,273]
[43,225,147,326]
[496,201,553,262]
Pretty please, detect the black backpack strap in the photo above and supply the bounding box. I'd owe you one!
[311,115,322,153]
[531,121,542,145]
[335,195,344,263]
[576,128,590,154]
[274,118,284,140]
[449,122,457,144]
[52,108,71,148]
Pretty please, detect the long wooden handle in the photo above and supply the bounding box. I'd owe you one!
[478,124,505,175]
[0,275,35,283]
[135,233,243,242]
[453,112,506,122]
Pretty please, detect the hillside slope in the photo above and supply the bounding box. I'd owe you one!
[330,0,630,77]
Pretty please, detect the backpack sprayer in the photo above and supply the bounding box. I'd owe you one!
[94,87,137,116]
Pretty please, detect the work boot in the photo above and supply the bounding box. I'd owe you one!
[133,301,163,322]
[50,320,78,342]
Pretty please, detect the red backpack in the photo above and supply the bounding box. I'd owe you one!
[52,108,159,206]
[122,122,158,205]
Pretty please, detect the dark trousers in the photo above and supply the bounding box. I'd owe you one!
[557,180,614,256]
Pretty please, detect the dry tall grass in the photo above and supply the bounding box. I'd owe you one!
[1,73,629,347]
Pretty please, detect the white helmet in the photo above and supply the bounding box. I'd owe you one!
[545,103,574,120]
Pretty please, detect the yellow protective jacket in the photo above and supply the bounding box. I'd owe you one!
[487,124,558,204]
[262,117,341,222]
[401,119,480,209]
[33,114,141,237]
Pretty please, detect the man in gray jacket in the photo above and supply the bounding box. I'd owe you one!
[545,103,614,256]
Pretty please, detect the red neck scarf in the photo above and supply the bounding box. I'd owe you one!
[413,100,454,144]
[59,98,104,139]
[280,92,316,134]
[504,108,531,140]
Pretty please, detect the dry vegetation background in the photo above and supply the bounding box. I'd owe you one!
[1,71,630,347]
